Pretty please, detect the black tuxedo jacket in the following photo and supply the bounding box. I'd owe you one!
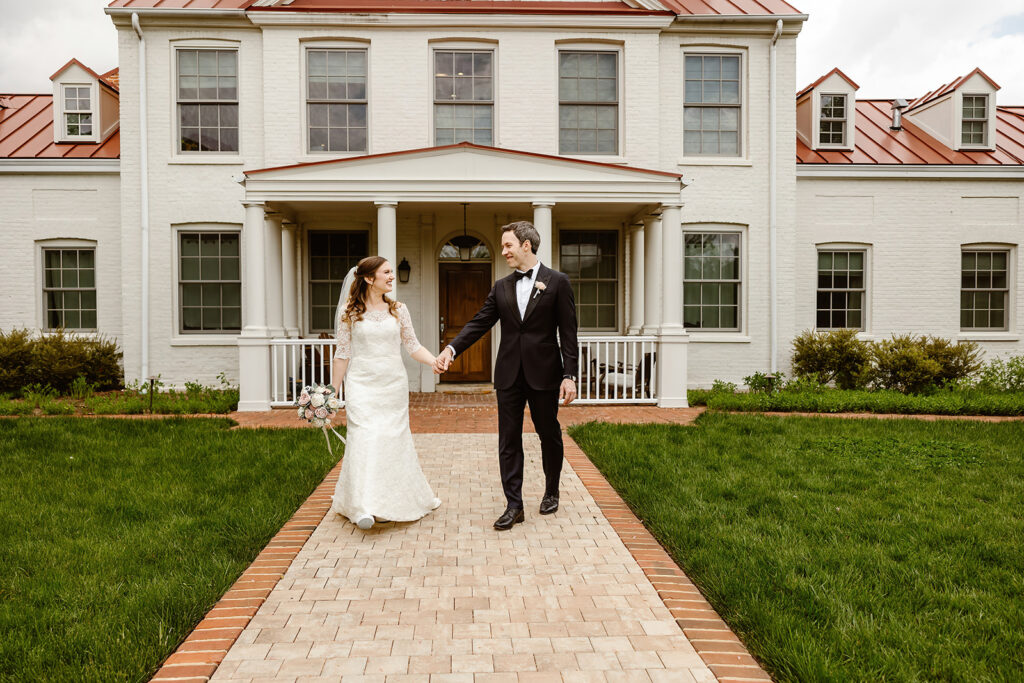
[449,263,579,391]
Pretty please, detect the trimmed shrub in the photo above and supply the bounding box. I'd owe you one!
[921,336,982,385]
[791,329,872,390]
[871,334,981,394]
[0,328,122,395]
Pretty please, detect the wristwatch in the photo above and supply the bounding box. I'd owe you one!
[563,375,577,382]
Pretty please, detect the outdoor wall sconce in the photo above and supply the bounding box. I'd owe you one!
[398,258,411,283]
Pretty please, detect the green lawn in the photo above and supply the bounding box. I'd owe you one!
[570,414,1024,682]
[0,418,340,683]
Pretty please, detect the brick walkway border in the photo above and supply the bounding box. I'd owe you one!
[563,437,772,683]
[150,461,343,683]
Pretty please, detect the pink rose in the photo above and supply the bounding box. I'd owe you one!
[314,407,328,418]
[299,392,311,406]
[534,281,546,291]
[304,408,315,419]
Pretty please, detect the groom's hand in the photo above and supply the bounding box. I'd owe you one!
[559,378,577,406]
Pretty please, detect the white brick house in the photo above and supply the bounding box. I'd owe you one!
[0,0,1021,410]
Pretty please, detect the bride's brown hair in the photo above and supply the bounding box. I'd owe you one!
[342,256,400,324]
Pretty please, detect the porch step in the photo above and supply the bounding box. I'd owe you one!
[435,383,495,394]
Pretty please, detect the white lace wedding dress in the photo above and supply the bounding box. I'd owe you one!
[330,303,441,525]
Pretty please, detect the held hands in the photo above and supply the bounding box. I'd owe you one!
[433,347,454,375]
[559,378,577,406]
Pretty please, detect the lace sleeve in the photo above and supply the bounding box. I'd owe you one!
[398,304,422,355]
[334,315,352,360]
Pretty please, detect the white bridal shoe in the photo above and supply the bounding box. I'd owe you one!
[355,514,374,530]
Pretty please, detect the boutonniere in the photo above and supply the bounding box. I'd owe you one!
[533,281,546,299]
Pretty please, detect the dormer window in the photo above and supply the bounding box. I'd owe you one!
[961,94,988,146]
[819,94,846,146]
[63,85,92,138]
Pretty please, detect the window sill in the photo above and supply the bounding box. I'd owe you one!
[687,333,751,343]
[957,332,1019,342]
[170,335,240,347]
[678,157,752,167]
[168,156,244,166]
[40,329,100,338]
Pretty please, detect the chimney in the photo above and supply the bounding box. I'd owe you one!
[890,98,909,131]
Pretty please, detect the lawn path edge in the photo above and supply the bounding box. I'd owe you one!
[564,432,773,683]
[148,457,342,682]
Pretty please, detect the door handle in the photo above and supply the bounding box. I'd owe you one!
[439,316,445,337]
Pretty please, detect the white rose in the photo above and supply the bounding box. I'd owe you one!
[297,406,305,418]
[314,385,326,394]
[327,397,341,410]
[310,393,325,408]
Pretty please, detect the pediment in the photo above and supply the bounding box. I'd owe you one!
[242,143,683,203]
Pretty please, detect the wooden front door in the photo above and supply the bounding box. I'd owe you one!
[439,263,492,383]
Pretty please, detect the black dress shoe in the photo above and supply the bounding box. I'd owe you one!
[493,506,525,530]
[539,494,559,515]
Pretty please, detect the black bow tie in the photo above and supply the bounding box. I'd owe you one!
[514,269,534,281]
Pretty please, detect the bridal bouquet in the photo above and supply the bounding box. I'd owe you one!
[297,384,346,453]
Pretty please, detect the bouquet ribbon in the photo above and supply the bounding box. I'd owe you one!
[323,425,346,456]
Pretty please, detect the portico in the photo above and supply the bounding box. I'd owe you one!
[235,143,688,411]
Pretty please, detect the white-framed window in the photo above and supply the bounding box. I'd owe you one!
[684,232,741,330]
[306,48,367,153]
[62,85,93,138]
[176,48,238,153]
[816,249,865,329]
[819,94,847,146]
[559,230,619,330]
[961,94,988,147]
[961,248,1009,331]
[308,230,370,333]
[433,49,493,145]
[42,246,97,331]
[178,231,241,333]
[558,51,618,155]
[684,54,741,157]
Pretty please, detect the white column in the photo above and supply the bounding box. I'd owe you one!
[642,215,662,335]
[656,203,689,408]
[281,220,299,338]
[264,212,285,339]
[627,223,644,335]
[532,201,554,266]
[375,200,398,296]
[238,201,271,412]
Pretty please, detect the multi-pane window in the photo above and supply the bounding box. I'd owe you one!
[684,55,741,156]
[63,86,92,137]
[962,95,988,146]
[558,51,618,155]
[309,231,369,332]
[684,233,741,330]
[43,248,96,330]
[816,250,865,329]
[560,231,617,330]
[179,233,241,333]
[819,94,847,146]
[307,49,367,153]
[177,49,238,153]
[961,249,1008,330]
[434,50,493,146]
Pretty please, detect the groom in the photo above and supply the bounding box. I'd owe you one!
[434,221,578,530]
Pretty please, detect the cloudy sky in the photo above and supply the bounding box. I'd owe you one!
[1,0,1022,104]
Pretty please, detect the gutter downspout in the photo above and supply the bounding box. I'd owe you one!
[132,13,150,383]
[769,18,782,375]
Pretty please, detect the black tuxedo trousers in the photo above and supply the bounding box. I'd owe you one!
[449,264,579,508]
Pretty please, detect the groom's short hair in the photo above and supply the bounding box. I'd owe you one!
[502,221,540,254]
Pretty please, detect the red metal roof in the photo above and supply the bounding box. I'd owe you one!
[50,58,119,94]
[796,99,1024,166]
[100,68,120,91]
[796,67,858,99]
[244,141,683,177]
[108,0,800,15]
[907,67,1001,112]
[0,94,120,160]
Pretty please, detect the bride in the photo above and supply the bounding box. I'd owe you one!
[330,256,441,530]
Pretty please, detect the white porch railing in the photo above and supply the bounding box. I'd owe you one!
[269,335,658,407]
[576,336,658,404]
[269,339,344,407]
